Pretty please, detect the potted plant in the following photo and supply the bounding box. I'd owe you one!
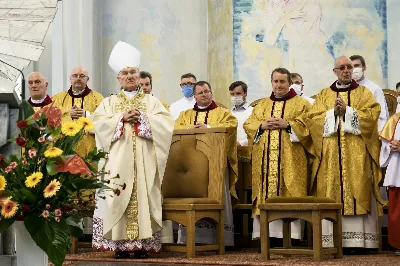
[0,102,123,266]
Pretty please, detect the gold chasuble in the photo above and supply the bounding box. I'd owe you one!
[28,95,53,112]
[52,86,104,157]
[244,89,314,216]
[92,90,173,245]
[175,101,239,201]
[306,80,386,216]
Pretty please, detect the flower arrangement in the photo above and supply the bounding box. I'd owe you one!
[0,102,122,266]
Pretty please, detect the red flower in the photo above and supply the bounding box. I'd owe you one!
[22,204,31,213]
[114,189,121,196]
[122,183,126,190]
[38,136,45,143]
[0,155,4,168]
[16,214,24,221]
[9,162,18,169]
[54,155,91,175]
[45,107,62,129]
[46,204,51,209]
[64,205,73,212]
[28,149,37,158]
[55,217,60,223]
[16,136,28,147]
[17,120,28,129]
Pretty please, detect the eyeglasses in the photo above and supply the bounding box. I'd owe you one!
[334,65,353,71]
[71,74,88,79]
[180,82,196,87]
[196,90,211,95]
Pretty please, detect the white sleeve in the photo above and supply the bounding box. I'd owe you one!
[85,111,91,118]
[380,138,392,168]
[323,108,338,137]
[342,106,361,135]
[289,130,300,142]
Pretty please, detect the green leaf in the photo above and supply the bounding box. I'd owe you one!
[18,100,35,121]
[68,225,83,238]
[7,138,16,142]
[21,188,37,203]
[0,218,15,233]
[24,216,69,266]
[46,157,63,176]
[65,213,81,227]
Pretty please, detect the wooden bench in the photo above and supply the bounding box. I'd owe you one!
[259,197,343,261]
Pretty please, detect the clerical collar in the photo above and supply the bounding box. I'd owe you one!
[193,101,218,112]
[123,89,139,98]
[28,95,53,107]
[68,86,92,98]
[269,88,297,101]
[330,79,358,92]
[30,96,46,104]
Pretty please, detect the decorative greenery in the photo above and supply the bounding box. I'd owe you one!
[0,101,123,266]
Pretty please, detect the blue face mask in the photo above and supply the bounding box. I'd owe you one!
[181,85,194,98]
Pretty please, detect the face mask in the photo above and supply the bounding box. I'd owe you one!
[290,84,303,96]
[352,67,363,81]
[231,96,244,106]
[181,85,193,98]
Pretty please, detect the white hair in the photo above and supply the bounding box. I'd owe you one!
[28,72,48,84]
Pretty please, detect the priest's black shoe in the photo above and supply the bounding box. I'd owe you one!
[133,250,148,259]
[114,251,130,259]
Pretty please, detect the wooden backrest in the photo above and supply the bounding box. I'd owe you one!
[383,89,398,117]
[162,128,228,203]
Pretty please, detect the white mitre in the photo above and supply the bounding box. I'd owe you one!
[108,41,141,74]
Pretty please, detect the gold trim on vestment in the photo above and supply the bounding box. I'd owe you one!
[115,90,146,240]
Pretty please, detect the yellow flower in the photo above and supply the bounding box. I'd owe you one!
[43,179,61,198]
[61,122,82,136]
[25,172,43,188]
[1,197,18,219]
[77,117,94,131]
[0,175,6,191]
[44,147,63,158]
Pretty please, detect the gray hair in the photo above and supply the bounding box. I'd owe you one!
[28,72,48,84]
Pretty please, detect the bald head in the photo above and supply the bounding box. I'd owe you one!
[70,66,89,92]
[28,72,48,100]
[333,56,353,85]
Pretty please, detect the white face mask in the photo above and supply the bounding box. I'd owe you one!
[231,96,244,106]
[290,84,303,96]
[352,67,364,81]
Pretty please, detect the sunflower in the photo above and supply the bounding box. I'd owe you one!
[77,117,94,131]
[44,179,61,198]
[44,147,63,158]
[1,197,18,219]
[25,172,43,188]
[0,175,6,191]
[61,122,82,136]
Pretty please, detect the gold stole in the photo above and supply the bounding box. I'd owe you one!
[115,91,147,240]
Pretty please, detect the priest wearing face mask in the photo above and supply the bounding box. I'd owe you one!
[350,55,388,133]
[175,81,238,247]
[289,73,315,104]
[229,81,253,146]
[243,67,314,244]
[91,41,174,258]
[305,56,386,252]
[27,72,53,111]
[169,73,197,120]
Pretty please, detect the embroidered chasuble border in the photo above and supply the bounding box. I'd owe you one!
[115,91,147,240]
[336,90,357,215]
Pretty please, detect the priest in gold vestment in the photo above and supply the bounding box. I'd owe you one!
[52,66,104,157]
[174,81,238,246]
[305,56,386,250]
[91,41,174,258]
[243,68,314,241]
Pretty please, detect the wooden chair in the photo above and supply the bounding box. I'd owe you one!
[162,128,229,258]
[235,146,253,236]
[383,89,398,117]
[259,197,342,261]
[69,208,94,254]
